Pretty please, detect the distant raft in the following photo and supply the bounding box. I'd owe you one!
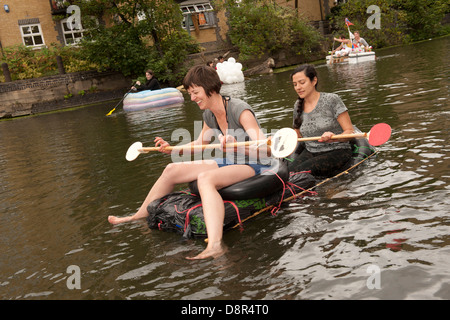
[123,88,184,112]
[326,51,376,64]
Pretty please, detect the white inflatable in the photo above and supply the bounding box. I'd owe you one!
[216,57,245,84]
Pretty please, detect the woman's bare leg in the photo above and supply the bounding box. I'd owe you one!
[108,160,218,225]
[186,165,255,260]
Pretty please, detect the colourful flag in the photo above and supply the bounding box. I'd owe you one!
[345,18,354,27]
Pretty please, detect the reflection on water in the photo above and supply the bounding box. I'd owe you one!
[220,81,247,100]
[0,37,449,300]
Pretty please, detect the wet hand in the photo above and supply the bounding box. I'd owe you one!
[218,134,236,151]
[318,131,334,143]
[154,137,171,154]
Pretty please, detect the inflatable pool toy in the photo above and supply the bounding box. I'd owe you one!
[123,88,184,112]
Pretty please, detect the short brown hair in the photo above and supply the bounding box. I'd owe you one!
[183,65,221,97]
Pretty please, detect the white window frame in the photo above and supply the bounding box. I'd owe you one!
[180,2,214,30]
[20,23,45,48]
[61,17,84,46]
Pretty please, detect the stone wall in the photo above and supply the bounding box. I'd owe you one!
[0,70,131,118]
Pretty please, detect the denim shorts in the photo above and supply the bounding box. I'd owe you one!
[213,158,271,175]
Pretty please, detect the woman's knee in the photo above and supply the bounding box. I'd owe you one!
[161,163,184,181]
[196,171,216,187]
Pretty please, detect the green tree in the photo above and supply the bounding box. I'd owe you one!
[223,0,324,61]
[328,0,449,48]
[392,0,449,41]
[75,0,199,85]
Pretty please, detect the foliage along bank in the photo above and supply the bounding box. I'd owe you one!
[328,0,450,48]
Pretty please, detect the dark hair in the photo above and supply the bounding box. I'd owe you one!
[183,65,222,97]
[290,64,318,88]
[145,69,154,76]
[290,64,318,129]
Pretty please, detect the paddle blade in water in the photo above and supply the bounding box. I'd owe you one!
[106,108,115,116]
[368,123,391,146]
[126,142,143,161]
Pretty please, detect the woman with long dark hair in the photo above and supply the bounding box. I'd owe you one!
[289,64,355,177]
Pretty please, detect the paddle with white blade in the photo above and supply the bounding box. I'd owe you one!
[125,123,391,161]
[125,128,295,162]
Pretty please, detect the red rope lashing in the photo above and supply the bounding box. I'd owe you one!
[261,168,286,216]
[224,200,242,228]
[287,171,317,199]
[175,204,203,232]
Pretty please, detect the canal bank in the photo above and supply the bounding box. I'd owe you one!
[0,70,131,119]
[0,46,326,119]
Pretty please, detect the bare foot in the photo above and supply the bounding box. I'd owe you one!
[108,215,134,225]
[186,241,227,260]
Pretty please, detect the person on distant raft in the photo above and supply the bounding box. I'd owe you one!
[108,65,272,260]
[288,64,355,177]
[132,69,161,91]
[352,31,370,50]
[332,35,353,57]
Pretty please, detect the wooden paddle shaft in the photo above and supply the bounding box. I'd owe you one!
[137,132,368,153]
[298,132,367,142]
[138,139,269,153]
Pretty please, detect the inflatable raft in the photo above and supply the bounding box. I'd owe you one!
[123,88,184,112]
[146,136,376,239]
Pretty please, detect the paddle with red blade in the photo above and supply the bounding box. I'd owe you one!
[295,122,392,146]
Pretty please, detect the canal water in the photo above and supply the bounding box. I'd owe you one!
[0,37,448,300]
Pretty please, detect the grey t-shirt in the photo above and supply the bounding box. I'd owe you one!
[203,97,264,164]
[292,92,351,153]
[353,37,369,47]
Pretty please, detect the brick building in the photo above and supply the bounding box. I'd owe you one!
[0,0,80,49]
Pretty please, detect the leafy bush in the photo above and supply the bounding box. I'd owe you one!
[0,43,99,81]
[225,0,324,61]
[328,0,449,48]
